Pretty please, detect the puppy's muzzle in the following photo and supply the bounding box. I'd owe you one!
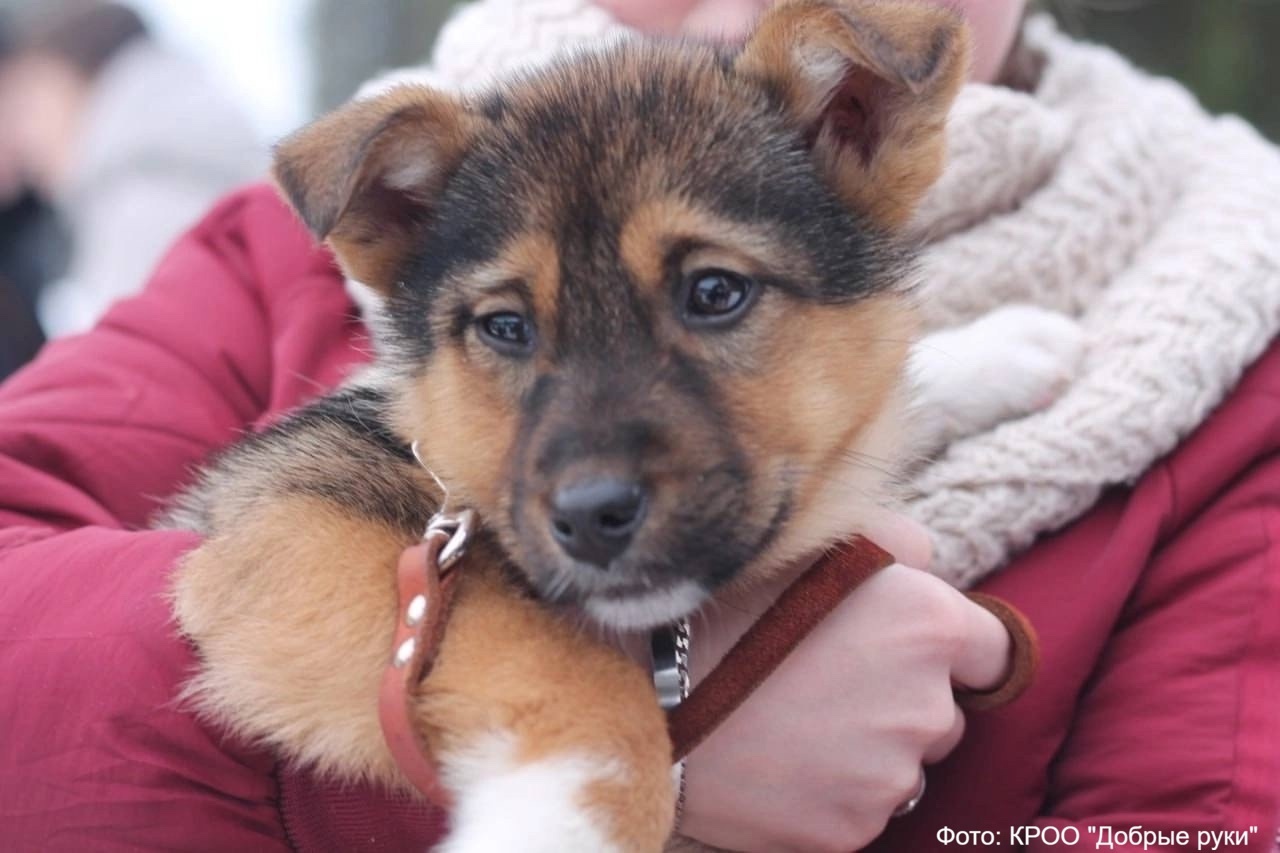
[548,477,649,567]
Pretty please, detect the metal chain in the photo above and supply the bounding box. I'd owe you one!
[652,618,691,710]
[673,618,691,703]
[652,618,692,825]
[673,618,690,823]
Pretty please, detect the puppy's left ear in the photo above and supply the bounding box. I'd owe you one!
[737,0,969,228]
[272,85,480,291]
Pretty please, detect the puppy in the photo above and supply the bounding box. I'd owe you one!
[167,2,1076,850]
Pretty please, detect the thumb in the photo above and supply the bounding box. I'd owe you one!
[855,508,933,570]
[948,591,1013,692]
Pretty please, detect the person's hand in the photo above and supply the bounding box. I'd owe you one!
[678,515,1011,852]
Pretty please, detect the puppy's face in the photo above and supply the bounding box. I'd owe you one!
[276,0,967,628]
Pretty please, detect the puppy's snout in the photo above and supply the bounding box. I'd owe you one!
[549,478,648,567]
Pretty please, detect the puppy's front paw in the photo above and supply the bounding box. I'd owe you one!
[912,305,1085,453]
[440,732,631,853]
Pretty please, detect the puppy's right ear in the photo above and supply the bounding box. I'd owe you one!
[737,0,969,229]
[272,85,479,291]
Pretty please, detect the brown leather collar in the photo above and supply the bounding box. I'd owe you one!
[377,525,465,808]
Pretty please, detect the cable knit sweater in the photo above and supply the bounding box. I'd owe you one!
[364,0,1280,588]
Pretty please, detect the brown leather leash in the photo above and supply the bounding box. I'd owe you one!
[377,511,1039,805]
[667,536,895,761]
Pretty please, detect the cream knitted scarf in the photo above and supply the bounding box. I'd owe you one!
[366,1,1280,588]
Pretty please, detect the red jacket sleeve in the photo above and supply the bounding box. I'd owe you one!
[0,185,332,851]
[0,528,290,852]
[0,191,276,530]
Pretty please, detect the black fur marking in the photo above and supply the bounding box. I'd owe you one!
[534,419,663,478]
[706,489,791,589]
[522,374,559,420]
[533,428,588,478]
[287,385,415,464]
[651,459,756,588]
[479,92,509,122]
[387,169,519,360]
[661,350,734,436]
[449,306,475,342]
[203,385,434,535]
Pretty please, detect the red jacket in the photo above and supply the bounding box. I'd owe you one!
[1,184,1277,852]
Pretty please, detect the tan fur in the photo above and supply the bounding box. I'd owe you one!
[174,498,415,784]
[393,347,523,515]
[732,294,918,579]
[507,233,564,342]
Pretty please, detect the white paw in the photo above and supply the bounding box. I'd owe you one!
[911,305,1085,451]
[440,732,624,853]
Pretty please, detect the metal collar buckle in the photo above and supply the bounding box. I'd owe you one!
[425,508,476,572]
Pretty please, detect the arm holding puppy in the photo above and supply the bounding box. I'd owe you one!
[170,421,677,851]
[677,516,1013,852]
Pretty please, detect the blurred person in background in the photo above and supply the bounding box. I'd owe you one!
[0,15,68,380]
[0,0,265,340]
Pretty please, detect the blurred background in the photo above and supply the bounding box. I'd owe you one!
[0,0,1276,378]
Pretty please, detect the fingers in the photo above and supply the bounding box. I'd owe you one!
[948,591,1013,692]
[856,508,933,569]
[922,703,965,764]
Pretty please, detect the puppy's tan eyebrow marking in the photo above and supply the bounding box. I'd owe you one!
[469,275,532,300]
[451,233,561,355]
[504,232,562,324]
[620,197,813,291]
[455,233,557,291]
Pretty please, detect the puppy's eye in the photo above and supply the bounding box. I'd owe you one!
[682,269,756,328]
[477,311,534,355]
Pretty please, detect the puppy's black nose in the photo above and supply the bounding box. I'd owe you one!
[549,479,648,567]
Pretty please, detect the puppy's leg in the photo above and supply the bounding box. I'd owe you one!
[910,304,1085,457]
[420,562,674,853]
[175,505,673,852]
[173,498,427,782]
[170,388,672,852]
